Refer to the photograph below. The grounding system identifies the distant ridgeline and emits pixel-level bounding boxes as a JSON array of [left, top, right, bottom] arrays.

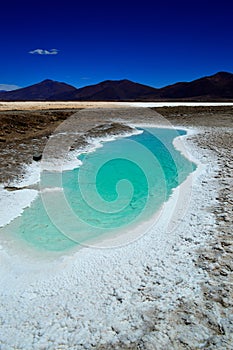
[[0, 72, 233, 101]]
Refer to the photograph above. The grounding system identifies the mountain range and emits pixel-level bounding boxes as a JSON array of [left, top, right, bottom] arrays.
[[0, 72, 233, 101]]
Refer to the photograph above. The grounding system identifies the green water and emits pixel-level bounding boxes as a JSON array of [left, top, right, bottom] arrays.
[[1, 128, 196, 251]]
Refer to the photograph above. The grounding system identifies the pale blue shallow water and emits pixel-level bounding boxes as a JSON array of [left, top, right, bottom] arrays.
[[1, 128, 196, 251]]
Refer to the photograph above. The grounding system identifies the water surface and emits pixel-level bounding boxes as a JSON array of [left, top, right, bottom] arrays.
[[0, 128, 196, 251]]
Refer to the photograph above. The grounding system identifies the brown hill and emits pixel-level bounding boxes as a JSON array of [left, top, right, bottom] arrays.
[[0, 79, 77, 101], [58, 79, 159, 101], [0, 72, 232, 101], [158, 72, 233, 100]]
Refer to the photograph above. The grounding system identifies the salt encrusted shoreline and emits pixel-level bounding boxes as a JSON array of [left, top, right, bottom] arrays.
[[1, 126, 229, 349], [0, 161, 40, 228], [0, 127, 142, 229]]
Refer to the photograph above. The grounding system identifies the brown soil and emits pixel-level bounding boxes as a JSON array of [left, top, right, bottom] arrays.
[[0, 108, 135, 183], [0, 109, 78, 143], [152, 105, 233, 127]]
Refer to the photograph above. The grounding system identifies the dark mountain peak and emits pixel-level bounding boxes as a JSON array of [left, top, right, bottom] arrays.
[[95, 78, 157, 89], [0, 71, 232, 101], [115, 79, 133, 84], [0, 79, 77, 101], [37, 79, 74, 86], [159, 71, 233, 100], [66, 78, 159, 101], [99, 79, 132, 85], [40, 79, 56, 84], [119, 79, 131, 83], [211, 71, 233, 78], [207, 71, 233, 83]]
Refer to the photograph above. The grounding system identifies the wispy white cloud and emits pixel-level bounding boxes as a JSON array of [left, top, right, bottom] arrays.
[[0, 84, 21, 91], [29, 49, 59, 55]]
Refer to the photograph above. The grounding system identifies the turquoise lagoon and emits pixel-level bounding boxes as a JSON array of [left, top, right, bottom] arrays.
[[1, 128, 196, 251]]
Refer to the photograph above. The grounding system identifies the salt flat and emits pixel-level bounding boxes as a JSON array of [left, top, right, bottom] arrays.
[[0, 106, 232, 349], [1, 101, 233, 111]]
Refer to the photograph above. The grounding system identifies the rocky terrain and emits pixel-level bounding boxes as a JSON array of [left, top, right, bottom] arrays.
[[0, 105, 232, 349], [91, 108, 233, 349], [0, 108, 134, 183], [0, 109, 76, 183], [129, 129, 233, 350]]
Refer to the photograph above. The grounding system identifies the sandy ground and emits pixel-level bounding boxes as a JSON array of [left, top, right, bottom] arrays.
[[1, 101, 233, 111], [0, 102, 124, 111], [0, 105, 232, 349]]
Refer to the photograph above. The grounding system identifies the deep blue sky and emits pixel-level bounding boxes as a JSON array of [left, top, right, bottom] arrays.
[[1, 0, 233, 89]]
